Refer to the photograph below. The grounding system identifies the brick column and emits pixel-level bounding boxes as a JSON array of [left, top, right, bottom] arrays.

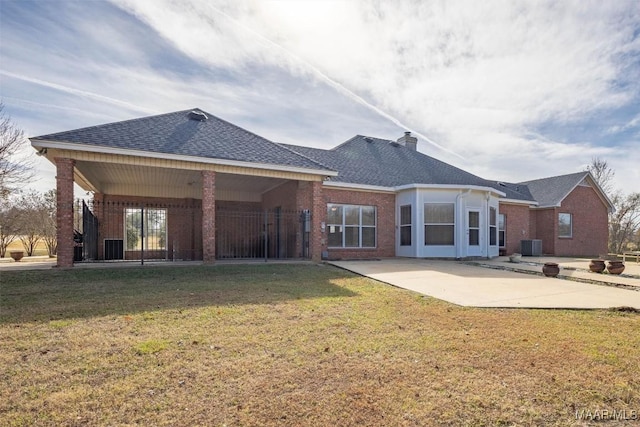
[[202, 170, 216, 264], [311, 180, 325, 262], [55, 158, 75, 268]]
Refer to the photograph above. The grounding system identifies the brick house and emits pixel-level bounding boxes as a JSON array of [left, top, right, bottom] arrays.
[[30, 108, 613, 267]]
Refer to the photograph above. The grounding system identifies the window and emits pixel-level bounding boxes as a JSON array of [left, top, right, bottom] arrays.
[[489, 207, 497, 246], [558, 213, 572, 238], [498, 214, 506, 248], [124, 208, 167, 251], [327, 204, 376, 248], [424, 203, 455, 245], [400, 205, 412, 246]]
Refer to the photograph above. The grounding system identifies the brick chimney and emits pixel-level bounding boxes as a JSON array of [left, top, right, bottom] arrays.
[[397, 131, 417, 151]]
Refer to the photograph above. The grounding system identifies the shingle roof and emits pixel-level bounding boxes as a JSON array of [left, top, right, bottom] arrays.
[[31, 108, 332, 172], [282, 136, 536, 202], [519, 171, 590, 207]]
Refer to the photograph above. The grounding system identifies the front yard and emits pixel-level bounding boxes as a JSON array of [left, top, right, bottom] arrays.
[[1, 264, 638, 426]]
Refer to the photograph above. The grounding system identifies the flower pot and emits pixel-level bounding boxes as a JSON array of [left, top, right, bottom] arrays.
[[606, 261, 625, 275], [509, 253, 522, 263], [10, 251, 24, 262], [589, 259, 606, 273], [542, 262, 559, 277]]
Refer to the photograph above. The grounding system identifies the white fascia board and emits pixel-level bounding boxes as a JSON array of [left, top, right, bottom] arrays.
[[394, 183, 506, 197], [31, 140, 338, 177], [323, 181, 395, 193], [499, 198, 539, 206]]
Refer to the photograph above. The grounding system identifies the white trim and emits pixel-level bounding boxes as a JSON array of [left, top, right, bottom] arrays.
[[324, 181, 507, 197], [323, 181, 395, 193], [499, 198, 539, 206], [31, 139, 338, 177], [394, 183, 505, 197]]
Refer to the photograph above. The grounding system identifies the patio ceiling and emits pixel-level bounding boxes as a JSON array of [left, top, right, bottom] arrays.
[[74, 161, 291, 201]]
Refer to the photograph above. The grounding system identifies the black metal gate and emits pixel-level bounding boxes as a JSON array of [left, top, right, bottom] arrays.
[[82, 201, 98, 261], [216, 208, 310, 260]]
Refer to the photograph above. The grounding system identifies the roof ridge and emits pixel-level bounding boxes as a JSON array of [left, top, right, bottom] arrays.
[[276, 143, 336, 172], [518, 170, 587, 185]]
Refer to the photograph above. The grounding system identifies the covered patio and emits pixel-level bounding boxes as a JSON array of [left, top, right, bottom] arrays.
[[30, 109, 335, 267]]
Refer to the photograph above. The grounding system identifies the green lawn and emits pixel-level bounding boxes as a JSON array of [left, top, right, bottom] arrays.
[[1, 264, 638, 426]]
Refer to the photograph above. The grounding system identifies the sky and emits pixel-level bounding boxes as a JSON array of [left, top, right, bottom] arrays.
[[1, 0, 639, 197]]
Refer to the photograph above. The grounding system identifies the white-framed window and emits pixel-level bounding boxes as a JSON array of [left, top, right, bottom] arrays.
[[400, 205, 412, 246], [424, 203, 455, 246], [558, 213, 572, 238], [327, 204, 376, 248], [124, 208, 167, 251], [489, 207, 497, 246], [498, 214, 506, 248]]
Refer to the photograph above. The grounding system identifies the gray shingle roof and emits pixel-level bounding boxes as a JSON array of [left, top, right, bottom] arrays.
[[282, 136, 536, 202], [31, 108, 332, 172], [519, 171, 590, 207]]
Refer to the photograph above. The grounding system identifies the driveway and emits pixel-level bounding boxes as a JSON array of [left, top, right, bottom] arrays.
[[330, 258, 640, 309]]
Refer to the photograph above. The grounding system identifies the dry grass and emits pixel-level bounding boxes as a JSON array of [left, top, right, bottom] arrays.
[[0, 264, 638, 426], [4, 240, 49, 257]]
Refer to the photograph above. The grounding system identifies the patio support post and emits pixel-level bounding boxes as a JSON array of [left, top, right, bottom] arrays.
[[55, 158, 75, 268], [202, 170, 216, 264], [311, 180, 324, 263]]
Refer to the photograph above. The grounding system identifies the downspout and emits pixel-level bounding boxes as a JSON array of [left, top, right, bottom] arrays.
[[456, 189, 471, 259], [485, 192, 491, 259]]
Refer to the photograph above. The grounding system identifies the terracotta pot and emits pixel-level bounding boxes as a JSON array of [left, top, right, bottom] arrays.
[[10, 251, 24, 262], [589, 259, 606, 273], [607, 261, 625, 275], [542, 262, 560, 277]]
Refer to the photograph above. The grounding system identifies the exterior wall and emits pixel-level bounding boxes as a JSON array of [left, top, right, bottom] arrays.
[[554, 185, 608, 257], [322, 187, 396, 259], [202, 170, 216, 263], [498, 203, 532, 255], [533, 208, 556, 255]]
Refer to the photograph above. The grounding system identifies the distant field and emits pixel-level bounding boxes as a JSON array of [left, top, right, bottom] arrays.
[[3, 239, 50, 257]]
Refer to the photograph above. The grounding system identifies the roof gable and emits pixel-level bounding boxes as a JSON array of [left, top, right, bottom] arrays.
[[31, 109, 332, 172], [519, 171, 613, 210]]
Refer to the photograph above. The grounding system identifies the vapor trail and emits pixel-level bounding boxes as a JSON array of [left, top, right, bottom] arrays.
[[207, 5, 464, 160], [0, 70, 159, 115]]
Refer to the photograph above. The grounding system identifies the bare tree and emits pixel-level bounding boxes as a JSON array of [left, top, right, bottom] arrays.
[[40, 189, 57, 257], [0, 199, 20, 257], [15, 191, 43, 256], [0, 102, 34, 198], [586, 157, 615, 196], [609, 192, 640, 254]]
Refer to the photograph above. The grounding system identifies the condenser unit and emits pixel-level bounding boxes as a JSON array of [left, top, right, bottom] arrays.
[[520, 239, 542, 256]]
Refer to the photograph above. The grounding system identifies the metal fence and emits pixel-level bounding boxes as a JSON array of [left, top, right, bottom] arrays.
[[73, 199, 310, 263]]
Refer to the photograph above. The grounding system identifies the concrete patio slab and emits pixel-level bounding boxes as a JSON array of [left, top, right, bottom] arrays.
[[329, 258, 640, 309]]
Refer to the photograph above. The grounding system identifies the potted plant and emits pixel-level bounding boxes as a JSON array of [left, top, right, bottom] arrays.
[[606, 260, 625, 275], [509, 253, 522, 263], [9, 251, 24, 261]]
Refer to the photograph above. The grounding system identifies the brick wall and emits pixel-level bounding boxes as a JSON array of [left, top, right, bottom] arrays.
[[533, 208, 556, 255], [498, 203, 531, 255], [202, 171, 216, 263], [555, 185, 608, 257], [322, 188, 396, 259]]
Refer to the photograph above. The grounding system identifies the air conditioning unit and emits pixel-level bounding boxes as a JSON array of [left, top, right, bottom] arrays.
[[520, 239, 542, 256]]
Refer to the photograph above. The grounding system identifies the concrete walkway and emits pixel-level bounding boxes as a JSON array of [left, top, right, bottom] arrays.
[[329, 258, 640, 309]]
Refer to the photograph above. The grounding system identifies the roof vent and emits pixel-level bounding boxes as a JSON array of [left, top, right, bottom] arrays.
[[188, 110, 208, 121], [498, 181, 506, 187], [364, 137, 373, 143]]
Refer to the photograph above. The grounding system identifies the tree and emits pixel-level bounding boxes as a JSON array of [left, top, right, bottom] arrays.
[[586, 157, 615, 197], [15, 191, 43, 256], [608, 192, 640, 254], [585, 158, 640, 254], [0, 198, 20, 257], [0, 103, 33, 198], [40, 189, 57, 257]]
